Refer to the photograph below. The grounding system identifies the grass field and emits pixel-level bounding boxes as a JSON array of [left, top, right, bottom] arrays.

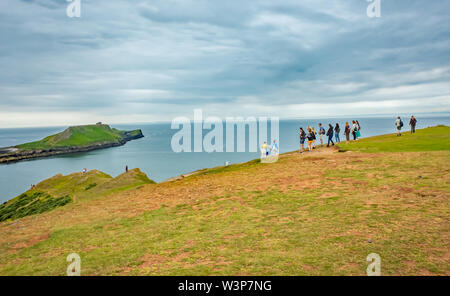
[[338, 125, 450, 153], [17, 124, 135, 150], [0, 127, 448, 275]]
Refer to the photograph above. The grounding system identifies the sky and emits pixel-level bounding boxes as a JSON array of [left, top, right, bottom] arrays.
[[0, 0, 449, 127]]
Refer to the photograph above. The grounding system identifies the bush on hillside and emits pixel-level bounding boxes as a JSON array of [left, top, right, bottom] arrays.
[[0, 192, 72, 222]]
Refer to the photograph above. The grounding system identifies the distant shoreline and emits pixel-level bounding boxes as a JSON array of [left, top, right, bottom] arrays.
[[1, 115, 450, 130], [0, 124, 144, 164]]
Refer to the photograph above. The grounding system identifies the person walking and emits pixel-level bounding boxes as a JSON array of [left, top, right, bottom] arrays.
[[261, 142, 269, 158], [308, 125, 316, 148], [306, 128, 315, 152], [326, 124, 335, 147], [351, 121, 358, 140], [395, 116, 403, 136], [125, 165, 129, 172], [311, 127, 317, 149], [334, 123, 341, 143], [299, 127, 306, 153], [356, 120, 361, 139], [344, 122, 351, 141], [271, 139, 279, 155], [409, 116, 417, 134], [318, 123, 325, 146]]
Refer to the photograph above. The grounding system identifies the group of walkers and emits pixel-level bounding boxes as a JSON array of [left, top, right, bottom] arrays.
[[298, 120, 362, 153], [395, 116, 417, 136], [298, 115, 418, 153]]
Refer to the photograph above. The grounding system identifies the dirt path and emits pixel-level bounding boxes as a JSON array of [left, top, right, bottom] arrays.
[[0, 147, 444, 257]]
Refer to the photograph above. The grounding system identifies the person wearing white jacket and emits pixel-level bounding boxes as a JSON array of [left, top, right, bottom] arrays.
[[351, 120, 358, 140], [395, 117, 403, 136]]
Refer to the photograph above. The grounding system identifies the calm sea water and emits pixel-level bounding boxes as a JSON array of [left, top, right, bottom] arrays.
[[0, 117, 449, 203]]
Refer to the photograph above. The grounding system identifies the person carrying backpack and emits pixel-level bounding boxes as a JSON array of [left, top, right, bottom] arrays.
[[395, 116, 403, 136], [306, 128, 315, 152], [326, 124, 335, 147], [318, 123, 326, 146]]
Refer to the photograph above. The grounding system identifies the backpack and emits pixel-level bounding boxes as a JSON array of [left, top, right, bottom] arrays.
[[300, 131, 306, 139], [400, 120, 404, 128]]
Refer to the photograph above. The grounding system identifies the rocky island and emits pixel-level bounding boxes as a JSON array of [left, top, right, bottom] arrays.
[[0, 123, 144, 164]]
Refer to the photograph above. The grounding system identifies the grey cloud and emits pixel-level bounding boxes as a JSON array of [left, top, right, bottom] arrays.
[[1, 0, 449, 126], [19, 0, 65, 9]]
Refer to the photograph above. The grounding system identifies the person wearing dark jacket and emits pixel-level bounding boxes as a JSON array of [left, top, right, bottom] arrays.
[[299, 127, 306, 153], [409, 116, 417, 134], [352, 120, 358, 140], [395, 117, 403, 136], [326, 124, 335, 147]]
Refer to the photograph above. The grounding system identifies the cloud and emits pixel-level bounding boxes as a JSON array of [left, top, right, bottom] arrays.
[[0, 0, 449, 127]]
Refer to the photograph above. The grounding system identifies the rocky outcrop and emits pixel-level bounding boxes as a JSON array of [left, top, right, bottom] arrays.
[[0, 129, 144, 164], [122, 130, 145, 142]]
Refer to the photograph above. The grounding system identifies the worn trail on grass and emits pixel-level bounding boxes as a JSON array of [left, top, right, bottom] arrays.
[[0, 144, 449, 275], [1, 146, 337, 249]]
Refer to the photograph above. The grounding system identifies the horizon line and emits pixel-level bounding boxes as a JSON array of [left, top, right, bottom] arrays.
[[1, 112, 449, 129]]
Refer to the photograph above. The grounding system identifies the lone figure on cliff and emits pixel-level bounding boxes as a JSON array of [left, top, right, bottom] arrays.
[[409, 116, 417, 134], [125, 165, 128, 173], [395, 116, 403, 136]]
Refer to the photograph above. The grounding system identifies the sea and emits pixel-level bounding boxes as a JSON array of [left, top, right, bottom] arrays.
[[0, 116, 449, 203]]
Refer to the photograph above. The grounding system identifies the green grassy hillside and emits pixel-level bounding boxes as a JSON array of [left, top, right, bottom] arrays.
[[338, 125, 450, 153], [0, 169, 154, 222], [16, 124, 139, 150], [0, 126, 448, 275], [0, 192, 72, 222]]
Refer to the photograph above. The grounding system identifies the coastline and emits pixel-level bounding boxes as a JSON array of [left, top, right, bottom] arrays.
[[1, 120, 449, 203], [0, 130, 144, 164], [1, 126, 448, 275]]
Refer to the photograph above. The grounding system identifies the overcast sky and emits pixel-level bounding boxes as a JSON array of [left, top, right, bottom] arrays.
[[1, 0, 449, 127]]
